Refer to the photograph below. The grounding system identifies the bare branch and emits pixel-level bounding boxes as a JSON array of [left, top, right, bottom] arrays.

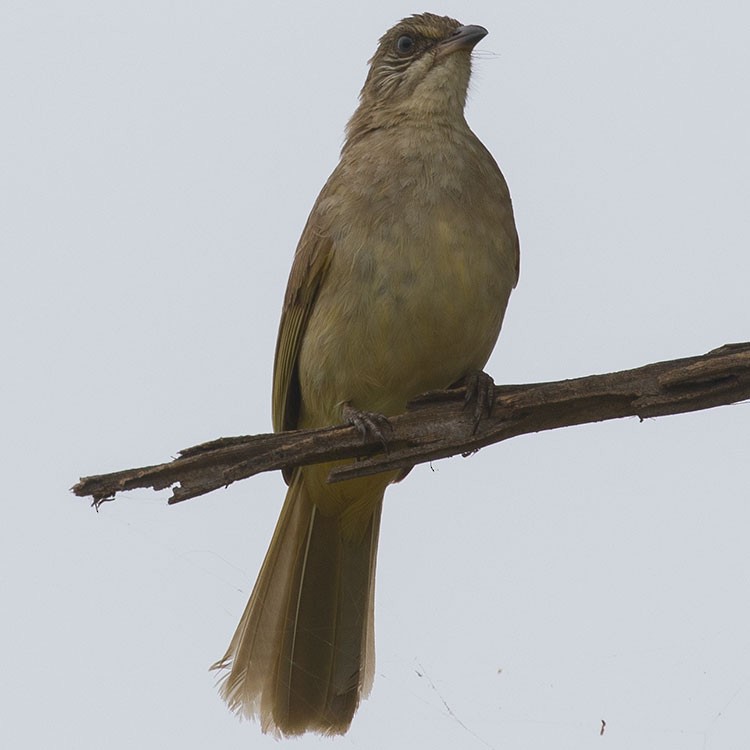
[[72, 342, 750, 506]]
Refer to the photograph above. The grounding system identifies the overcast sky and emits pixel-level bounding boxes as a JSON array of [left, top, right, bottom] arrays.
[[3, 1, 749, 748]]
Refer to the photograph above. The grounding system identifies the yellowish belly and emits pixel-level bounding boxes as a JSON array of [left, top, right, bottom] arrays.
[[298, 217, 515, 425]]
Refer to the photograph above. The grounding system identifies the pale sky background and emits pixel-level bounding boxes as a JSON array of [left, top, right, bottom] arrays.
[[2, 1, 749, 748]]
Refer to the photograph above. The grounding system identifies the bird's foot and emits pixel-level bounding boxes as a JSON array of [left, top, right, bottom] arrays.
[[458, 370, 496, 433], [341, 402, 392, 450]]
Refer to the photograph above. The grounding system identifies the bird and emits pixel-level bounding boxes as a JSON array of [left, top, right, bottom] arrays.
[[211, 12, 520, 737]]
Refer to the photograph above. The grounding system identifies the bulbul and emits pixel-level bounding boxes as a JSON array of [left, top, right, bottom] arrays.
[[212, 12, 520, 736]]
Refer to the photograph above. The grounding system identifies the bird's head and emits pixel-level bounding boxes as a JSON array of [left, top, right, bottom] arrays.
[[346, 13, 487, 142]]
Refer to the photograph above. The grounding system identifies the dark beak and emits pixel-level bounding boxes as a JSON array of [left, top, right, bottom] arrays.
[[438, 24, 489, 55]]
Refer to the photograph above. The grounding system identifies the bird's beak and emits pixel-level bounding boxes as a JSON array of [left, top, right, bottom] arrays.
[[437, 24, 488, 57]]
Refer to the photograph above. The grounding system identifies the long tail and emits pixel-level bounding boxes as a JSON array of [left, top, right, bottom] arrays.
[[212, 471, 383, 736]]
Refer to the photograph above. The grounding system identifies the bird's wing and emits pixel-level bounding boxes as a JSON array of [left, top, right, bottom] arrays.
[[272, 208, 333, 440]]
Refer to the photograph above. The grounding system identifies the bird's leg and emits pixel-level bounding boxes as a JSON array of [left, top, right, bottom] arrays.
[[341, 402, 392, 450], [457, 370, 496, 433]]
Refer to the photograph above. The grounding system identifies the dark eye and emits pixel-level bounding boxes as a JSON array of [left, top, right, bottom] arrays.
[[396, 35, 415, 55]]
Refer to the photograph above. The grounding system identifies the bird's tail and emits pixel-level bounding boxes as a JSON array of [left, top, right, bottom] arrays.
[[212, 470, 383, 736]]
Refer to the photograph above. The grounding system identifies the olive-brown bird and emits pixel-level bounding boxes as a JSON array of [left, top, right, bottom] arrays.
[[212, 12, 520, 736]]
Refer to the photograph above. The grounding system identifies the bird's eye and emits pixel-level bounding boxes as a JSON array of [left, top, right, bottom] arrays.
[[396, 35, 415, 55]]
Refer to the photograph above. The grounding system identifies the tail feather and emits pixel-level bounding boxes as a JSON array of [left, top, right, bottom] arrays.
[[212, 472, 383, 736]]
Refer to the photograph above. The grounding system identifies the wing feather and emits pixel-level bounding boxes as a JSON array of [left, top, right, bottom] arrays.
[[272, 211, 333, 443]]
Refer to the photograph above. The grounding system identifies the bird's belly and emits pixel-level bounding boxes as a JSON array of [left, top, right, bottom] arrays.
[[298, 228, 514, 425]]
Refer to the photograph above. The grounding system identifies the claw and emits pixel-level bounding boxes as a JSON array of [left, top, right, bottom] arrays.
[[341, 403, 392, 451], [461, 370, 495, 433]]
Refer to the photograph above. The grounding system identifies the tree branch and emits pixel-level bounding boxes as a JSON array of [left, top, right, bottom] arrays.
[[72, 342, 750, 507]]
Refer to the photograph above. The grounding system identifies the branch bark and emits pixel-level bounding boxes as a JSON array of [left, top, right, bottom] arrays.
[[72, 342, 750, 507]]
